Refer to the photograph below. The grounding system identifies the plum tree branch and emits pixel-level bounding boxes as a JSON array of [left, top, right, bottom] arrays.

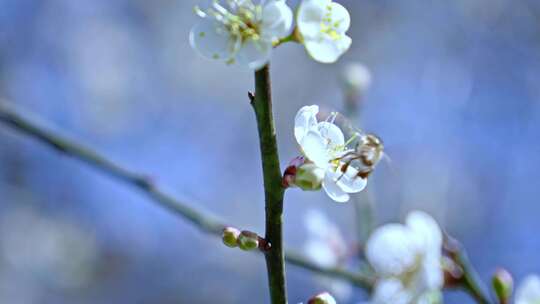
[[0, 100, 374, 290], [251, 65, 287, 304], [0, 101, 493, 303]]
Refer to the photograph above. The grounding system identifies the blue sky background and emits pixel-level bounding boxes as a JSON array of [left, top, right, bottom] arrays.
[[1, 0, 540, 303]]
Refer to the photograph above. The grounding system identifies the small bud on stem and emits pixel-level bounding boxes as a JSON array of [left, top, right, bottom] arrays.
[[492, 268, 513, 304], [222, 227, 241, 248], [307, 292, 337, 304], [443, 256, 464, 288], [282, 156, 324, 190], [238, 231, 260, 251]]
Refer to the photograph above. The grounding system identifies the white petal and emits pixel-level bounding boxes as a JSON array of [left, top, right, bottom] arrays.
[[235, 39, 272, 70], [335, 165, 367, 193], [304, 34, 352, 64], [189, 18, 232, 61], [297, 0, 328, 39], [300, 130, 331, 168], [294, 105, 319, 143], [329, 2, 351, 33], [405, 211, 443, 255], [262, 0, 294, 39], [371, 279, 413, 304], [516, 275, 540, 304], [317, 121, 345, 148], [419, 256, 444, 291], [365, 224, 420, 277], [322, 169, 350, 203]]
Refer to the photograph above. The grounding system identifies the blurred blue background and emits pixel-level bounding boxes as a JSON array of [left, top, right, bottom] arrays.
[[1, 0, 540, 303]]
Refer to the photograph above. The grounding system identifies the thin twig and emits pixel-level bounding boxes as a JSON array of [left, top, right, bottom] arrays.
[[445, 235, 494, 304], [0, 100, 374, 290], [285, 251, 375, 291]]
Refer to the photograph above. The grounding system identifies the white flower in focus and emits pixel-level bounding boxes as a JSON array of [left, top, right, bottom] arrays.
[[297, 0, 352, 63], [365, 211, 444, 304], [516, 275, 540, 304], [304, 209, 352, 301], [294, 105, 367, 202], [190, 0, 293, 69]]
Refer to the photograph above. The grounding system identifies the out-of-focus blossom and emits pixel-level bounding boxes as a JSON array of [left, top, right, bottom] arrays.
[[340, 62, 372, 99], [304, 209, 352, 301], [297, 0, 352, 63], [294, 105, 367, 202], [516, 275, 540, 304], [0, 207, 99, 290], [190, 0, 293, 69], [365, 211, 443, 304]]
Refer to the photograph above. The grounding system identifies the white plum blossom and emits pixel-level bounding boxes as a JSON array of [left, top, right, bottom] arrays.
[[365, 211, 444, 304], [190, 0, 293, 69], [294, 105, 367, 202], [297, 0, 352, 63], [516, 275, 540, 304], [304, 209, 352, 301]]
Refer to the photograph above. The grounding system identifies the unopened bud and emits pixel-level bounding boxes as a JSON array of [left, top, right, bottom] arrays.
[[222, 227, 241, 248], [492, 268, 513, 302], [283, 156, 305, 188], [307, 292, 337, 304], [295, 163, 324, 191], [442, 256, 463, 288], [238, 231, 259, 251], [340, 63, 372, 97]]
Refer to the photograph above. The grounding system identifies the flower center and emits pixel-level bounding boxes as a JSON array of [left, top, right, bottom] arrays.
[[320, 4, 343, 41], [197, 1, 263, 44]]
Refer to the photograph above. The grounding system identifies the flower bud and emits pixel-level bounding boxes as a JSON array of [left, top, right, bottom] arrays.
[[340, 63, 372, 97], [283, 156, 305, 188], [492, 268, 513, 302], [295, 163, 325, 191], [238, 231, 259, 251], [307, 292, 337, 304], [222, 227, 241, 248], [442, 256, 463, 287]]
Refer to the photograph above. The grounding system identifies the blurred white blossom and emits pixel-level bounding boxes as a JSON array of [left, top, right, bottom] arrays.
[[304, 209, 352, 301], [297, 0, 352, 63], [0, 207, 99, 291], [365, 211, 443, 304], [516, 275, 540, 304], [294, 105, 367, 202], [340, 62, 372, 97], [190, 0, 293, 69]]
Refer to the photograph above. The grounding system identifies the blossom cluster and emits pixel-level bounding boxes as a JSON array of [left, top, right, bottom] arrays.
[[190, 0, 353, 69]]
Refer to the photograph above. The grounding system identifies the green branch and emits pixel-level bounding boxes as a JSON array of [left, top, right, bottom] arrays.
[[445, 236, 494, 304], [0, 100, 374, 292], [250, 65, 287, 304]]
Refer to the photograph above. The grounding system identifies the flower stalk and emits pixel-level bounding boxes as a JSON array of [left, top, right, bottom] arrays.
[[250, 65, 287, 304]]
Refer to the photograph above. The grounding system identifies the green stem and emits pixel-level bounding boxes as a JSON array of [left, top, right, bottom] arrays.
[[445, 236, 494, 304], [251, 65, 287, 304], [456, 249, 492, 304]]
